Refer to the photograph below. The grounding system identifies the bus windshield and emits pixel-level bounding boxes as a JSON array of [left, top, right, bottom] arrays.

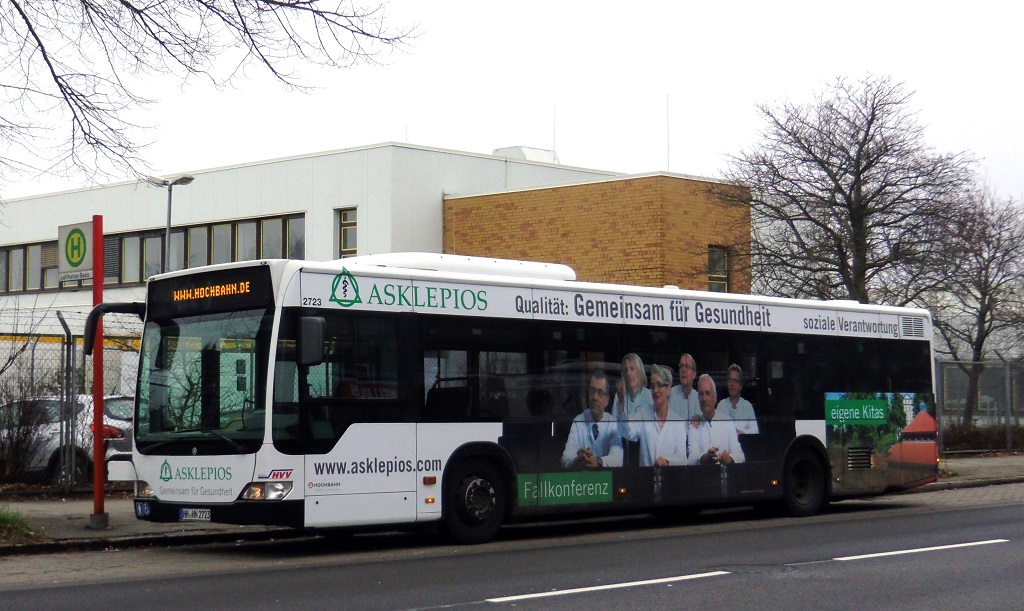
[[136, 307, 273, 454]]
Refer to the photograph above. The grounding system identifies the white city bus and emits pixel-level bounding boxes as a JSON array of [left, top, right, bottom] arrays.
[[89, 253, 938, 544]]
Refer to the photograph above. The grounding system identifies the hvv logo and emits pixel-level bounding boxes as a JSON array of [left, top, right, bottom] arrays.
[[258, 469, 294, 480]]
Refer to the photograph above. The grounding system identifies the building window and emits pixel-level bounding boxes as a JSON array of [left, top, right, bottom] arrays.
[[0, 251, 7, 292], [287, 216, 305, 259], [237, 221, 258, 261], [26, 245, 42, 290], [41, 243, 58, 289], [168, 231, 185, 272], [143, 235, 162, 279], [188, 227, 209, 269], [212, 224, 232, 264], [8, 248, 24, 292], [708, 246, 729, 293], [104, 236, 122, 285], [261, 218, 283, 259], [123, 236, 141, 283], [339, 208, 357, 258]]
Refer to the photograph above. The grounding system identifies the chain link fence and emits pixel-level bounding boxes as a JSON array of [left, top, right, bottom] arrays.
[[0, 322, 139, 489], [935, 359, 1023, 453]]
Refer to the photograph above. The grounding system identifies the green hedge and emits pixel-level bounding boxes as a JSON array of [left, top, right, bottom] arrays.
[[942, 422, 1024, 452]]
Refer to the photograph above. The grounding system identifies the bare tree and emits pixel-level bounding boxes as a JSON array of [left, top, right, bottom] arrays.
[[0, 296, 51, 380], [925, 188, 1024, 424], [721, 76, 974, 305], [0, 0, 411, 186]]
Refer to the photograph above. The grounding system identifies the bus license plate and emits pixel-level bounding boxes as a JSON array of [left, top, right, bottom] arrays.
[[179, 508, 211, 522]]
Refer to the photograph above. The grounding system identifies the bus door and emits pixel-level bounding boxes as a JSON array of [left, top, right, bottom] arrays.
[[276, 311, 417, 528]]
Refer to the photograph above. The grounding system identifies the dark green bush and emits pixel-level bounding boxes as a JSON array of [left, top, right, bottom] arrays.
[[942, 421, 1024, 452]]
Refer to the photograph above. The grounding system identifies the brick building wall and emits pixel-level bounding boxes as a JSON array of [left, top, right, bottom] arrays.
[[443, 174, 750, 292]]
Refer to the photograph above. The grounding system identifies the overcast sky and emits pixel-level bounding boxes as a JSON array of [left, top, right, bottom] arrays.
[[5, 0, 1023, 200]]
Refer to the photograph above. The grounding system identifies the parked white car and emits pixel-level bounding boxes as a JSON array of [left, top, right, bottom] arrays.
[[102, 395, 134, 461], [0, 395, 131, 483]]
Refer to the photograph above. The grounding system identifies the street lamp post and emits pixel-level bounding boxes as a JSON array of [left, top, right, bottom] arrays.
[[150, 175, 194, 273]]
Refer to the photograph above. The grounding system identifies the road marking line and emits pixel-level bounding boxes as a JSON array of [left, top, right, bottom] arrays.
[[486, 571, 730, 603], [834, 539, 1009, 561]]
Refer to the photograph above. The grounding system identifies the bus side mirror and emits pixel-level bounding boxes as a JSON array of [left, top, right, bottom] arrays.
[[84, 301, 145, 355], [297, 316, 325, 367]]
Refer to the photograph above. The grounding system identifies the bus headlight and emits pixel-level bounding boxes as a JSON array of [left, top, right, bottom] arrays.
[[135, 480, 155, 498], [241, 481, 293, 501]]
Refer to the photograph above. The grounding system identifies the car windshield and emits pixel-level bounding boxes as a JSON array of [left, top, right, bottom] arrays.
[[104, 397, 134, 421], [136, 307, 273, 454]]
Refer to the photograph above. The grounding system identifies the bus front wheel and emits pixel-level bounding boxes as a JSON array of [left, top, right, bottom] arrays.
[[782, 449, 826, 517], [443, 459, 506, 545]]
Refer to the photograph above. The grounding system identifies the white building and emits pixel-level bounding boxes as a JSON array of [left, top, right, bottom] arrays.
[[0, 142, 618, 340]]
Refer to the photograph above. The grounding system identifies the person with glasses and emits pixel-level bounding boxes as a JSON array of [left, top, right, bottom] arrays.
[[615, 364, 689, 467], [718, 363, 758, 435], [689, 374, 745, 464], [561, 370, 623, 469], [670, 353, 701, 420]]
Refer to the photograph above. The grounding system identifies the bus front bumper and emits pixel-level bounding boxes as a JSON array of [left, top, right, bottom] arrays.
[[132, 498, 304, 528]]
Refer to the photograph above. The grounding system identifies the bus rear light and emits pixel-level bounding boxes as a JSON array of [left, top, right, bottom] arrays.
[[425, 497, 435, 504], [241, 481, 293, 501], [423, 476, 437, 485], [771, 480, 779, 486]]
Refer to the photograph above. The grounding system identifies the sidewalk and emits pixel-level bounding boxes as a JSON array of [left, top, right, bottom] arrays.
[[2, 453, 1023, 555], [1, 495, 294, 554], [922, 453, 1024, 491]]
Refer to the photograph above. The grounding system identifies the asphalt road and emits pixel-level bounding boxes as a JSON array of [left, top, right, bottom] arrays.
[[3, 483, 1024, 610]]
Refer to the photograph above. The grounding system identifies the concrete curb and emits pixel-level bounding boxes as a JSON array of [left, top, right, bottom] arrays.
[[903, 475, 1024, 494], [0, 526, 298, 557]]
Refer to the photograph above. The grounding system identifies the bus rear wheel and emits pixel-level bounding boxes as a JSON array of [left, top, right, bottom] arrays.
[[443, 459, 506, 545], [782, 449, 826, 517]]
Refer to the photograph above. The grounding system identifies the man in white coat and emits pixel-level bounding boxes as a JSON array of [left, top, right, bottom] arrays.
[[561, 371, 623, 468], [669, 352, 700, 419], [688, 374, 745, 465]]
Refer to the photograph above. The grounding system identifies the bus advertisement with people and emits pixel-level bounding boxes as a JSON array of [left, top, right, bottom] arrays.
[[94, 253, 938, 544]]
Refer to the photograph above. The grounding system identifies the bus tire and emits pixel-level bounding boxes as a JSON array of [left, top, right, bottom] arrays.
[[443, 459, 506, 544], [782, 449, 826, 517]]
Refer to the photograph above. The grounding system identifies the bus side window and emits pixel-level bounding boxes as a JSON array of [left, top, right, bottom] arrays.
[[478, 374, 508, 421], [424, 385, 471, 422], [525, 388, 554, 420], [769, 377, 797, 417]]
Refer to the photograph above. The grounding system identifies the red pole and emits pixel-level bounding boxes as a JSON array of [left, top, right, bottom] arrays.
[[91, 215, 106, 526]]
